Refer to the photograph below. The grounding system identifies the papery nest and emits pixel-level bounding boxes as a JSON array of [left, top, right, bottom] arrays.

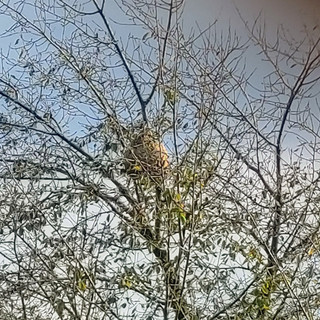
[[124, 127, 169, 178]]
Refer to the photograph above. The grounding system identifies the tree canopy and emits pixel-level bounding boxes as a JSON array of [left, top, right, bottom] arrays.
[[0, 1, 320, 319]]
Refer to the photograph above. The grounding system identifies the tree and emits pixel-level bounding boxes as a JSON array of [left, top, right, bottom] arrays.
[[0, 0, 320, 319]]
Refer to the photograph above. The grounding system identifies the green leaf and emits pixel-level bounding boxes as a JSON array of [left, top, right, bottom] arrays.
[[78, 279, 87, 291]]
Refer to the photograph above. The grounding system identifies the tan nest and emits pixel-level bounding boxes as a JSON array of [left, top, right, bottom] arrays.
[[124, 128, 169, 178]]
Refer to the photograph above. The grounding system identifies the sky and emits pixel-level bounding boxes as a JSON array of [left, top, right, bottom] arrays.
[[184, 0, 320, 36], [0, 0, 319, 146], [0, 0, 319, 52], [181, 0, 320, 153], [1, 0, 319, 60]]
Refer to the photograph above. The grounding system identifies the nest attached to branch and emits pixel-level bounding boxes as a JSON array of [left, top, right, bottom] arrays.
[[124, 128, 169, 178]]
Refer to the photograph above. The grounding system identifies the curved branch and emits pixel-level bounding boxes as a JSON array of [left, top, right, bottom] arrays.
[[92, 0, 148, 124]]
